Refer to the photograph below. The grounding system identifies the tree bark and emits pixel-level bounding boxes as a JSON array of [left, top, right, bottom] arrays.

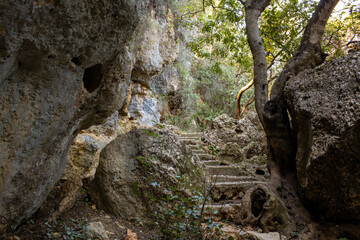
[[244, 0, 270, 127]]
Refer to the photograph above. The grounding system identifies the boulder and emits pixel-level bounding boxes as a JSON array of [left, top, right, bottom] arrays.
[[49, 112, 119, 219], [204, 113, 268, 178], [87, 222, 109, 240], [285, 50, 360, 221], [89, 128, 203, 223], [63, 111, 118, 182], [217, 142, 244, 164], [203, 112, 266, 151], [0, 0, 178, 227]]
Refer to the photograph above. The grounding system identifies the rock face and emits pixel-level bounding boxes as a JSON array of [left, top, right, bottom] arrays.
[[204, 112, 266, 152], [50, 112, 119, 218], [127, 83, 162, 126], [203, 112, 268, 177], [125, 5, 179, 126], [63, 111, 118, 182], [0, 0, 177, 227], [89, 128, 203, 222], [285, 50, 360, 221]]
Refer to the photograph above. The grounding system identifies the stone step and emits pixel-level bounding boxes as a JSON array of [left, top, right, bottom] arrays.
[[201, 160, 220, 166], [210, 181, 266, 201], [206, 166, 242, 176], [198, 153, 213, 160], [192, 149, 206, 154], [180, 139, 201, 145], [188, 144, 201, 150], [179, 136, 201, 140], [179, 133, 202, 138], [207, 175, 258, 183], [203, 203, 242, 220], [213, 181, 266, 191]]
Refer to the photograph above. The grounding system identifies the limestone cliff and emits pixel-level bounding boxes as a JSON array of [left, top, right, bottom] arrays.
[[0, 0, 178, 228]]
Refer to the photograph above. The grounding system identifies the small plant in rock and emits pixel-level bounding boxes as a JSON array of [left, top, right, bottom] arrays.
[[133, 129, 232, 240], [133, 155, 229, 240], [44, 218, 92, 240], [208, 145, 220, 156], [151, 175, 229, 240]]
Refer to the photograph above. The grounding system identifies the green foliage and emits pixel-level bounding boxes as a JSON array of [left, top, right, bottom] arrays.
[[166, 0, 359, 132], [163, 59, 254, 131], [323, 0, 360, 58], [261, 0, 317, 66], [145, 174, 230, 240], [182, 0, 319, 76], [208, 145, 220, 156], [176, 0, 359, 106], [133, 130, 229, 239]]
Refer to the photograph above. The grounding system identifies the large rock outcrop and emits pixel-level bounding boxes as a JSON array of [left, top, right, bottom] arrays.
[[285, 50, 360, 221], [0, 0, 177, 227], [89, 128, 203, 223], [125, 6, 179, 126], [203, 112, 268, 177], [50, 111, 119, 219]]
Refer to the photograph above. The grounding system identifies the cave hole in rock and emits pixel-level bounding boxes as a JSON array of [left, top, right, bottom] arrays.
[[255, 169, 265, 175], [71, 57, 81, 66], [251, 188, 267, 217], [82, 64, 104, 93]]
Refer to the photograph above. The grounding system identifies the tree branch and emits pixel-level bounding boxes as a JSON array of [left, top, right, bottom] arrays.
[[270, 0, 340, 98], [180, 0, 206, 21], [236, 79, 254, 119], [240, 95, 255, 116]]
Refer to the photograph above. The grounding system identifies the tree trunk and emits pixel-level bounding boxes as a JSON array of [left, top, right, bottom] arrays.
[[264, 0, 339, 178], [241, 0, 340, 235], [244, 0, 270, 127], [244, 0, 339, 178]]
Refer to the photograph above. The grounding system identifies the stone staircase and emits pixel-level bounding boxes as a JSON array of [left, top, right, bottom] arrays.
[[178, 132, 267, 222]]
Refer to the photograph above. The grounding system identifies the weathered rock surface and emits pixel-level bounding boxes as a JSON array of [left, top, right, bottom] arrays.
[[204, 112, 266, 150], [50, 112, 119, 218], [87, 222, 109, 240], [89, 128, 203, 223], [125, 4, 179, 126], [63, 111, 118, 182], [203, 112, 268, 178], [235, 185, 291, 233], [127, 83, 161, 126], [285, 50, 360, 221], [0, 0, 177, 227]]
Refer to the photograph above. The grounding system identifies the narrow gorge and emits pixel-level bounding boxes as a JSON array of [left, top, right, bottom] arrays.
[[0, 0, 359, 239]]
